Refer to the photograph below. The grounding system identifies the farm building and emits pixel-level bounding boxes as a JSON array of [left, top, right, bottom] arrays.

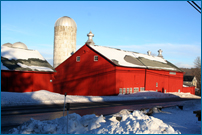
[[53, 31, 194, 96], [1, 42, 55, 92], [183, 75, 197, 88]]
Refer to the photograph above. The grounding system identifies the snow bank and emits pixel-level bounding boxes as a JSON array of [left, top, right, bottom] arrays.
[[119, 91, 177, 98], [153, 100, 201, 134], [168, 92, 201, 99], [1, 90, 200, 107], [8, 110, 180, 134]]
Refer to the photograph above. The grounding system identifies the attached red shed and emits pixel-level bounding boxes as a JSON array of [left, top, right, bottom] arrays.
[[1, 71, 54, 92], [53, 32, 191, 96], [1, 45, 55, 92]]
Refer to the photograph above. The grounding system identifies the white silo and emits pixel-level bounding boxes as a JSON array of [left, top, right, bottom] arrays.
[[2, 43, 12, 47], [53, 16, 77, 68], [12, 42, 28, 49]]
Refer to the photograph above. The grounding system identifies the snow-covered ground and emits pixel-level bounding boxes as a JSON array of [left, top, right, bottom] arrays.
[[1, 90, 201, 134], [1, 90, 200, 107]]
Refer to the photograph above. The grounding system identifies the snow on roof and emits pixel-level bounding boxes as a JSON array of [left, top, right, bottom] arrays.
[[1, 46, 45, 60], [132, 52, 167, 63], [183, 85, 189, 87], [1, 46, 55, 72], [89, 45, 182, 72], [17, 63, 54, 72], [89, 45, 146, 68]]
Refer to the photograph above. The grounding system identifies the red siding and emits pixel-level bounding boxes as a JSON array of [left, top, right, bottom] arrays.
[[1, 71, 54, 92], [115, 67, 145, 94], [53, 44, 116, 96], [145, 69, 183, 93], [33, 73, 54, 92], [183, 86, 195, 95]]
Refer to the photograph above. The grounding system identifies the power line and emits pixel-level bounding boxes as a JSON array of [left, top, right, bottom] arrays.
[[192, 1, 201, 10], [195, 1, 201, 6], [187, 1, 201, 13]]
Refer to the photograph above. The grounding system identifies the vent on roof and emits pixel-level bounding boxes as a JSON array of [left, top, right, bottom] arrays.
[[86, 31, 95, 45], [147, 50, 151, 56], [111, 59, 119, 65], [158, 49, 163, 58]]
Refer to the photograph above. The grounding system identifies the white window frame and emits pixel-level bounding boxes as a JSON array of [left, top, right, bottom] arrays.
[[76, 56, 80, 62], [119, 88, 122, 94], [156, 82, 158, 87], [130, 88, 132, 93], [123, 88, 126, 94], [127, 88, 129, 94], [94, 55, 98, 61], [140, 87, 145, 91], [169, 72, 176, 75], [134, 87, 139, 93]]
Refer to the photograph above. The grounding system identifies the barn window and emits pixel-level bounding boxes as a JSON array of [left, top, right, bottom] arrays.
[[130, 88, 132, 93], [134, 87, 139, 93], [164, 89, 167, 93], [119, 88, 122, 94], [140, 87, 145, 91], [156, 82, 158, 87], [76, 56, 80, 62], [169, 72, 176, 75], [127, 88, 129, 94], [94, 56, 98, 61], [123, 88, 126, 94], [178, 89, 180, 93]]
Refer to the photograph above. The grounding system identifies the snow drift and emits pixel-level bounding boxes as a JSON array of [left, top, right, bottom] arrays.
[[8, 110, 180, 134]]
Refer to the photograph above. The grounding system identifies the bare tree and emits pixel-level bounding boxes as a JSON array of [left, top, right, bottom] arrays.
[[192, 57, 201, 95]]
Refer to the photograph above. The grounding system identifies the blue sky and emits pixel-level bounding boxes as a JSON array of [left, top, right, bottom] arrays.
[[1, 1, 201, 68]]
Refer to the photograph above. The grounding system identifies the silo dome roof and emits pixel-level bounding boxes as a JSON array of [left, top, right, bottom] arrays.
[[2, 43, 12, 47], [54, 16, 77, 28], [12, 42, 28, 49]]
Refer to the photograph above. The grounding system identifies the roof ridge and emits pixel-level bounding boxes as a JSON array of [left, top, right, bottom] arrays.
[[91, 44, 139, 54]]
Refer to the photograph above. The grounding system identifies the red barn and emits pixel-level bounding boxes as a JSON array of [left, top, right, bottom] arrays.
[[1, 43, 55, 92], [53, 32, 193, 96]]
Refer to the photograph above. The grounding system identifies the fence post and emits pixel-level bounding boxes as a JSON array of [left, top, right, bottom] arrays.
[[63, 93, 67, 117], [66, 103, 70, 134]]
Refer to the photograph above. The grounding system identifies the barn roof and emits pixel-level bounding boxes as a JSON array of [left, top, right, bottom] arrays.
[[88, 44, 183, 72], [1, 46, 55, 72], [183, 75, 195, 82]]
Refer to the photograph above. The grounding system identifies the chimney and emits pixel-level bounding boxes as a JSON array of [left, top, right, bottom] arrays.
[[86, 31, 95, 45], [147, 50, 151, 56], [158, 49, 163, 58]]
